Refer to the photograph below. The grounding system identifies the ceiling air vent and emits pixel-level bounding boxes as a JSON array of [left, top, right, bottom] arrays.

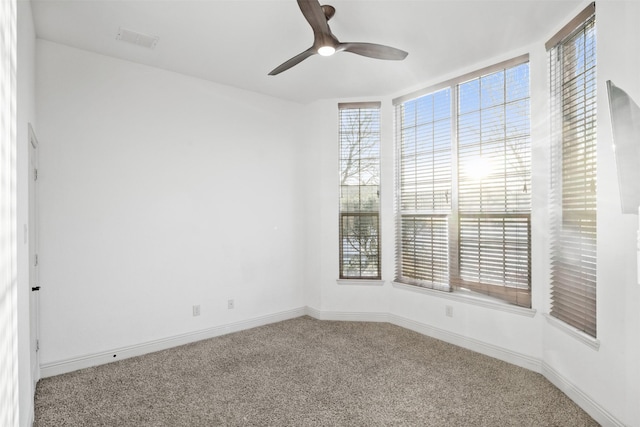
[[116, 27, 159, 49]]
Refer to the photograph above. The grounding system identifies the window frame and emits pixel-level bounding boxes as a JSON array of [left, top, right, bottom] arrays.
[[393, 55, 532, 308], [338, 102, 382, 281], [547, 3, 597, 338]]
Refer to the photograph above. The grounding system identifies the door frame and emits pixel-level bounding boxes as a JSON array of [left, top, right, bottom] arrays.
[[28, 123, 40, 385]]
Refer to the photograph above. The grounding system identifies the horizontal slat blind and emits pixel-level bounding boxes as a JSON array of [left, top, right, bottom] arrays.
[[455, 63, 532, 307], [549, 11, 597, 337], [395, 58, 531, 305], [458, 215, 531, 306], [396, 88, 452, 290], [339, 104, 381, 279], [400, 215, 449, 287]]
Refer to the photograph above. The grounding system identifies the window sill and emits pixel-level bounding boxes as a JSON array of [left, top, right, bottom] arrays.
[[336, 279, 385, 287], [543, 313, 600, 350], [392, 281, 537, 318]]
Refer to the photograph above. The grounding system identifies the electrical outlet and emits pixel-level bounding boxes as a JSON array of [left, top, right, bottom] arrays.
[[192, 305, 200, 317], [445, 305, 453, 317], [227, 299, 235, 309]]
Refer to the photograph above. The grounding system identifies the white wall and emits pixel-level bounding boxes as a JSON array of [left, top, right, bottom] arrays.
[[301, 98, 393, 318], [36, 40, 306, 367], [302, 2, 640, 426], [32, 2, 640, 426], [386, 43, 546, 366], [16, 1, 37, 426], [0, 1, 18, 426], [541, 2, 640, 426], [302, 46, 544, 363], [302, 79, 545, 363]]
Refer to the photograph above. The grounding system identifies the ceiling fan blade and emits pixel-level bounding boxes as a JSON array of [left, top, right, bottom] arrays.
[[269, 2, 409, 76], [340, 42, 409, 61], [297, 0, 336, 49], [297, 0, 331, 36], [268, 47, 316, 76]]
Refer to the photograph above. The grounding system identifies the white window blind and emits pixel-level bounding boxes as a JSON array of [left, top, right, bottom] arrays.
[[395, 57, 531, 307], [455, 63, 531, 307], [396, 88, 452, 290], [339, 102, 381, 279], [548, 4, 597, 337]]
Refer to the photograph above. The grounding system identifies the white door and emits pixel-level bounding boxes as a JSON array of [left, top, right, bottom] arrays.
[[28, 124, 40, 383]]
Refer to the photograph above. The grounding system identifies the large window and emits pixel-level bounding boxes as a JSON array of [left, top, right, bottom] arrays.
[[548, 3, 597, 337], [339, 102, 381, 279], [394, 56, 531, 307]]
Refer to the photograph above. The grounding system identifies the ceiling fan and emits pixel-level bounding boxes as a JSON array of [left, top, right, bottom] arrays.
[[268, 0, 409, 76]]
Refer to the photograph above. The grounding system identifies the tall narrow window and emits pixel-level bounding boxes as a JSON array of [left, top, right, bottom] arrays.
[[394, 56, 531, 307], [396, 88, 452, 290], [548, 4, 597, 337], [339, 102, 381, 279], [455, 62, 531, 306]]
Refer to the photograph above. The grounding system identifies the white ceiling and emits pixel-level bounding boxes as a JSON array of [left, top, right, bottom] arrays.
[[30, 0, 582, 104]]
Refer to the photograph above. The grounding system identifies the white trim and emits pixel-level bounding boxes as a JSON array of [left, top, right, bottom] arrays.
[[39, 306, 623, 426], [40, 307, 307, 378], [336, 279, 385, 286], [388, 313, 542, 373], [305, 307, 388, 323], [306, 307, 622, 425], [305, 306, 322, 319], [392, 281, 537, 317], [338, 101, 381, 110], [543, 313, 600, 350], [542, 362, 624, 427], [306, 307, 540, 372]]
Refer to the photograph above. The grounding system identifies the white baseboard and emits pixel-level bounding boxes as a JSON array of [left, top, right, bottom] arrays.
[[40, 307, 307, 378], [387, 313, 543, 373], [305, 306, 388, 322], [542, 362, 625, 427], [306, 307, 541, 372], [307, 307, 624, 426], [40, 305, 625, 427]]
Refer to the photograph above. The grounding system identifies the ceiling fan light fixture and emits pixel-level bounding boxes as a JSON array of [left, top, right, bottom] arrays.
[[268, 0, 408, 75], [317, 45, 335, 56]]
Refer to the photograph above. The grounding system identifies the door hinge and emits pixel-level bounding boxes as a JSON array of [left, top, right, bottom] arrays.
[[36, 339, 40, 352], [34, 168, 38, 181], [34, 254, 38, 267]]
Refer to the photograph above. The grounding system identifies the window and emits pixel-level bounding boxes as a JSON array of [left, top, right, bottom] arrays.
[[548, 3, 597, 337], [396, 88, 452, 290], [394, 56, 531, 307], [339, 102, 381, 279]]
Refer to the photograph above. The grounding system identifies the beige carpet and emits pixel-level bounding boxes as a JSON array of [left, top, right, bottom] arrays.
[[34, 316, 599, 426]]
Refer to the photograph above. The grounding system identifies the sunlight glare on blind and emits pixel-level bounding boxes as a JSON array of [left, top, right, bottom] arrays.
[[549, 11, 597, 337], [394, 56, 531, 307]]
